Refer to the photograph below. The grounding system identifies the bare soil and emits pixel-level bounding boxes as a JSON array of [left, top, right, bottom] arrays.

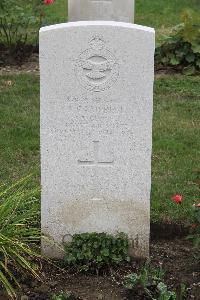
[[0, 237, 198, 300], [0, 54, 39, 75]]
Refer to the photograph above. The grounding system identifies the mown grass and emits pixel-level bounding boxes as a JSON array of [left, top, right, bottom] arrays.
[[0, 74, 199, 225], [0, 75, 40, 184], [43, 0, 200, 29], [135, 0, 200, 29], [43, 0, 67, 25], [152, 75, 200, 223], [41, 0, 200, 42]]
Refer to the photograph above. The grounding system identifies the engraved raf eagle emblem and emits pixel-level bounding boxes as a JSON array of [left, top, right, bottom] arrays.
[[80, 58, 112, 80], [75, 37, 119, 92]]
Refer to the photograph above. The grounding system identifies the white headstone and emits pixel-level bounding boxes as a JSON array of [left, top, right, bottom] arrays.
[[68, 0, 134, 23], [40, 21, 155, 258]]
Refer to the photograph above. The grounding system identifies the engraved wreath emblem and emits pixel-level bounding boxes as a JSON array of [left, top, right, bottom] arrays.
[[75, 37, 119, 92]]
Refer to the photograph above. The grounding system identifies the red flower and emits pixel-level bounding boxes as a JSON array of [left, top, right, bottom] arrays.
[[172, 194, 183, 203], [44, 0, 54, 5]]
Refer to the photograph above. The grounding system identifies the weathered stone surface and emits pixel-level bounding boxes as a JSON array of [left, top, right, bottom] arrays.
[[68, 0, 134, 23], [40, 21, 155, 258]]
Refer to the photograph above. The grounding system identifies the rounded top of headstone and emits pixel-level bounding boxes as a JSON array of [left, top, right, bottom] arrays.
[[40, 21, 155, 34]]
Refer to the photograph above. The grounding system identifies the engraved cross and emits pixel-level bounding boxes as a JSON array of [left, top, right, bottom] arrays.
[[78, 141, 114, 166]]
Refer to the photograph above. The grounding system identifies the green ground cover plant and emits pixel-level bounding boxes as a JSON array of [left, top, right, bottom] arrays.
[[64, 232, 130, 273], [0, 176, 41, 299], [52, 291, 76, 300], [0, 74, 199, 225], [124, 263, 186, 299]]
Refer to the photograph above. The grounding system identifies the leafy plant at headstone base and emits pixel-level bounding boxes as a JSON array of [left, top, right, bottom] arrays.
[[63, 232, 130, 273], [155, 10, 200, 74], [124, 264, 179, 300], [0, 176, 41, 299], [0, 0, 55, 63]]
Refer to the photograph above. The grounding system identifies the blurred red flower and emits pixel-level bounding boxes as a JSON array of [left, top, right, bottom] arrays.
[[44, 0, 54, 5], [172, 194, 183, 203]]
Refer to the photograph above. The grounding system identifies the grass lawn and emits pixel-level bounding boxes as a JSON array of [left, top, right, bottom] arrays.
[[0, 76, 40, 185], [0, 74, 199, 225], [43, 0, 200, 29], [152, 75, 200, 224], [39, 0, 200, 45], [135, 0, 200, 29]]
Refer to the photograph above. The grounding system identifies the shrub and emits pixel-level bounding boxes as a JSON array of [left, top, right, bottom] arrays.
[[63, 232, 130, 273], [155, 11, 200, 74], [0, 176, 41, 299], [0, 1, 42, 48], [0, 0, 55, 63]]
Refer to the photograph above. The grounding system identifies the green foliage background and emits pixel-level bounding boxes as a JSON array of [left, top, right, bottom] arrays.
[[156, 11, 200, 74]]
